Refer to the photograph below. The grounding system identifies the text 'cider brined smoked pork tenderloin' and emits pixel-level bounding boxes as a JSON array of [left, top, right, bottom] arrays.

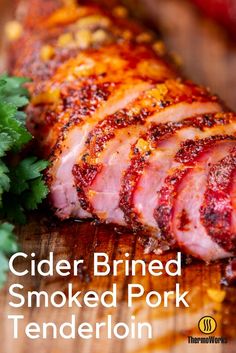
[[9, 0, 236, 261]]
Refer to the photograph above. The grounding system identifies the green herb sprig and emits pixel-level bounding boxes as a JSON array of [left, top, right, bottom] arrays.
[[0, 74, 49, 286]]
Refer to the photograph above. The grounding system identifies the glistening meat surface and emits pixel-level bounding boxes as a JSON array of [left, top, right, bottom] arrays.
[[121, 114, 236, 232], [10, 0, 236, 260]]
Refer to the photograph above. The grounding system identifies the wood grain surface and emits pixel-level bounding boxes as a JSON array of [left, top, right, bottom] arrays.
[[0, 213, 235, 353], [0, 1, 236, 352]]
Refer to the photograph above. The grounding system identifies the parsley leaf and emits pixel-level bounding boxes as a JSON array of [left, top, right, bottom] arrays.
[[0, 132, 13, 157], [0, 75, 30, 108], [23, 177, 49, 210], [10, 157, 49, 195], [0, 102, 31, 150], [0, 74, 49, 287], [0, 223, 18, 287], [0, 160, 10, 206]]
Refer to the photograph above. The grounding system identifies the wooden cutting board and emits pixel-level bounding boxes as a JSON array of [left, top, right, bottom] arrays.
[[0, 213, 235, 353]]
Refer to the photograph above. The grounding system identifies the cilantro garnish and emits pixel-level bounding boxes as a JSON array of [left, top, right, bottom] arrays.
[[0, 223, 18, 287], [0, 74, 49, 287]]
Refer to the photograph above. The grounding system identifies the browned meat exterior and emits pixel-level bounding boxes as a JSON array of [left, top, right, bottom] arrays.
[[9, 0, 236, 261]]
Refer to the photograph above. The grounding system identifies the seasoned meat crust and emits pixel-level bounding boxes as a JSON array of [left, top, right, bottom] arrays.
[[9, 0, 236, 260]]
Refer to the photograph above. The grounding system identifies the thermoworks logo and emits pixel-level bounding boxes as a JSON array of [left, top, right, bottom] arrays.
[[198, 316, 217, 334], [187, 316, 227, 344]]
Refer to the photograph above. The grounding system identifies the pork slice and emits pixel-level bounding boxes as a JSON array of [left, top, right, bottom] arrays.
[[48, 79, 151, 219], [200, 147, 236, 253], [156, 138, 236, 261]]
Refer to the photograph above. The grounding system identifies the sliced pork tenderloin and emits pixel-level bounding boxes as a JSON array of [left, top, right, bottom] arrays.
[[73, 82, 222, 224], [121, 114, 236, 231], [9, 0, 236, 261], [155, 137, 236, 260]]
